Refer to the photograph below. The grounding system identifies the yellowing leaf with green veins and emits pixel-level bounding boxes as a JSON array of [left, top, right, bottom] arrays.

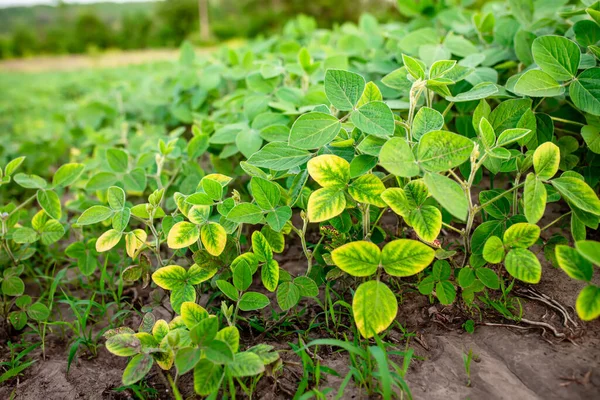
[[331, 241, 380, 277], [407, 206, 441, 242], [307, 154, 350, 187], [404, 179, 429, 207], [504, 248, 541, 283], [482, 236, 505, 264], [379, 137, 420, 177], [551, 177, 600, 216], [353, 280, 397, 339], [188, 205, 211, 224], [576, 285, 600, 321], [106, 334, 141, 357], [523, 174, 547, 224], [194, 359, 224, 396], [533, 142, 560, 180], [555, 245, 593, 281], [417, 130, 474, 172], [503, 222, 540, 248], [180, 301, 209, 329], [252, 230, 273, 262], [37, 190, 61, 220], [167, 221, 200, 249], [381, 188, 411, 218], [261, 259, 279, 292], [201, 223, 227, 256], [96, 229, 123, 252], [307, 187, 346, 222], [348, 174, 386, 207], [152, 265, 187, 290], [188, 263, 218, 284], [381, 239, 435, 277], [125, 229, 147, 259], [152, 320, 169, 342]]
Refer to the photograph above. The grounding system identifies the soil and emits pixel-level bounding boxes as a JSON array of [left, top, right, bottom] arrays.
[[1, 206, 599, 399]]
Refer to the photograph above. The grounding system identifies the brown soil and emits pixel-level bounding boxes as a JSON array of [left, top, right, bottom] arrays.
[[1, 208, 599, 399]]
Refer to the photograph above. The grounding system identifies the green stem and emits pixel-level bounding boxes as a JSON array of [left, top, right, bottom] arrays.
[[476, 182, 525, 212], [362, 204, 370, 240], [7, 194, 37, 217], [366, 208, 386, 240], [441, 221, 463, 235], [442, 101, 454, 117], [541, 211, 572, 231], [550, 116, 584, 126]]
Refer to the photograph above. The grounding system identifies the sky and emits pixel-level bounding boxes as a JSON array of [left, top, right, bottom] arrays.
[[0, 0, 152, 7]]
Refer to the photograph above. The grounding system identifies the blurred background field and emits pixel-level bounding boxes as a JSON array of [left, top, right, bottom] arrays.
[[0, 0, 399, 59]]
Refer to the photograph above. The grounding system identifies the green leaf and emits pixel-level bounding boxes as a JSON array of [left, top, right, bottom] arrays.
[[381, 67, 412, 91], [476, 267, 499, 289], [575, 241, 600, 266], [293, 276, 319, 297], [379, 137, 419, 177], [513, 70, 564, 97], [353, 280, 397, 339], [261, 259, 279, 292], [228, 351, 265, 377], [53, 163, 84, 187], [107, 186, 126, 210], [446, 82, 498, 102], [504, 248, 541, 283], [488, 98, 532, 133], [523, 174, 547, 224], [77, 205, 113, 226], [28, 302, 50, 322], [37, 190, 61, 220], [123, 354, 153, 385], [246, 142, 312, 171], [581, 125, 600, 154], [226, 203, 264, 224], [2, 276, 24, 296], [239, 292, 270, 311], [503, 222, 540, 249], [307, 187, 346, 222], [193, 359, 224, 396], [232, 261, 252, 292], [435, 281, 456, 305], [413, 107, 444, 141], [251, 177, 281, 210], [14, 173, 47, 189], [532, 36, 580, 81], [402, 54, 425, 79], [576, 285, 600, 321], [424, 173, 469, 221], [348, 174, 386, 207], [175, 347, 202, 375], [307, 154, 350, 188], [331, 241, 380, 277], [324, 69, 366, 111], [152, 265, 187, 290], [289, 112, 341, 149], [277, 281, 300, 311], [204, 340, 234, 365], [12, 227, 39, 244], [216, 280, 239, 301], [201, 223, 227, 256], [266, 206, 292, 232], [350, 101, 395, 137], [556, 245, 593, 282], [407, 206, 442, 243], [551, 177, 600, 216], [495, 128, 531, 147], [570, 68, 600, 116], [482, 236, 505, 264], [430, 60, 456, 79], [190, 317, 218, 346], [170, 286, 196, 313], [417, 130, 474, 172], [533, 142, 560, 180], [5, 156, 25, 177], [167, 221, 200, 249], [216, 326, 240, 353], [202, 178, 223, 201], [107, 148, 129, 172], [39, 219, 64, 245]]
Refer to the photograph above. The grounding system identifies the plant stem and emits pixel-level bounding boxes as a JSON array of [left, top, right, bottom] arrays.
[[366, 208, 386, 240], [7, 194, 37, 217], [442, 101, 454, 117], [549, 116, 584, 126], [476, 182, 525, 211], [362, 204, 370, 240], [541, 211, 572, 231], [441, 221, 463, 235]]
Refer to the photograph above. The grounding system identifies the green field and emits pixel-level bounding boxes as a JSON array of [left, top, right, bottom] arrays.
[[1, 3, 600, 399]]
